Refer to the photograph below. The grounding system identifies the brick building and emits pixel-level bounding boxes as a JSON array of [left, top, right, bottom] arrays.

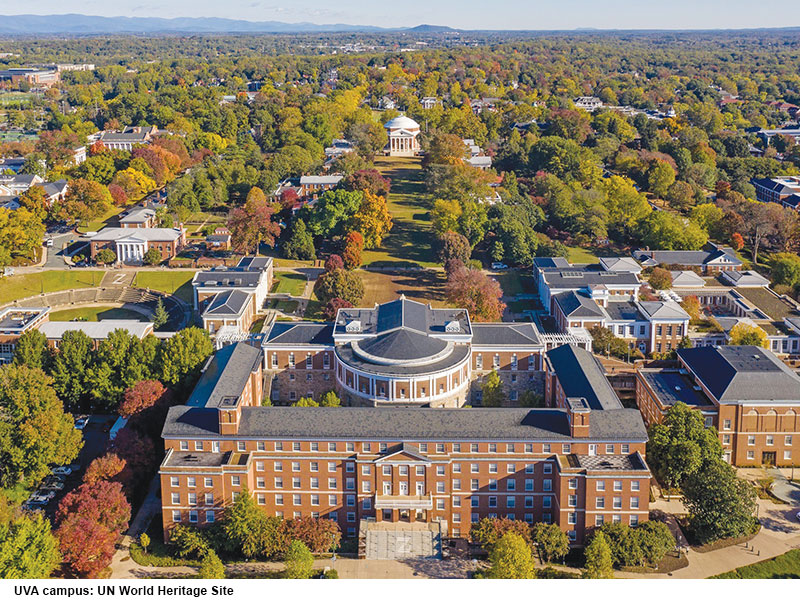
[[262, 297, 546, 407], [159, 342, 650, 548], [636, 345, 800, 466], [88, 227, 185, 264]]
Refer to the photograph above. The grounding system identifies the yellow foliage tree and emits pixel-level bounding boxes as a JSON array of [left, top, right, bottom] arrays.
[[351, 191, 393, 249], [728, 323, 769, 348]]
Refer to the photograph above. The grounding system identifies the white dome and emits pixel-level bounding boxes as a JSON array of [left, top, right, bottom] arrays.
[[384, 115, 420, 130]]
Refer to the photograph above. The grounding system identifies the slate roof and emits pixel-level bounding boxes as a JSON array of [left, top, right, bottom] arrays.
[[553, 291, 606, 319], [263, 321, 334, 346], [202, 289, 252, 317], [299, 175, 343, 186], [599, 257, 642, 273], [335, 343, 470, 376], [633, 248, 742, 268], [638, 301, 690, 320], [638, 369, 712, 408], [38, 179, 68, 197], [186, 342, 262, 409], [670, 270, 706, 287], [601, 300, 642, 322], [533, 257, 570, 270], [162, 406, 647, 441], [545, 345, 622, 411], [470, 323, 542, 346], [677, 345, 800, 403], [358, 328, 448, 361], [540, 267, 640, 289], [335, 297, 471, 337], [119, 207, 155, 224], [88, 227, 182, 242], [38, 320, 153, 340], [721, 270, 770, 287], [194, 270, 263, 288]]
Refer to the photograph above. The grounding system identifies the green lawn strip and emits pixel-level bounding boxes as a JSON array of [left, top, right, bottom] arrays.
[[363, 157, 438, 269], [0, 270, 104, 305], [76, 206, 126, 234], [271, 271, 307, 296], [133, 270, 195, 304], [50, 306, 148, 322], [712, 549, 800, 579], [565, 245, 600, 264]]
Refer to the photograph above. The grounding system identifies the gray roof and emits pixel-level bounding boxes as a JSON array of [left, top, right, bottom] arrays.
[[602, 300, 643, 322], [670, 270, 706, 287], [263, 321, 334, 346], [335, 297, 471, 337], [533, 257, 570, 270], [540, 267, 640, 289], [633, 247, 742, 268], [599, 257, 642, 273], [721, 270, 770, 287], [470, 323, 541, 346], [119, 207, 155, 223], [88, 227, 182, 242], [638, 369, 712, 408], [38, 179, 68, 197], [236, 256, 273, 271], [358, 328, 448, 361], [677, 345, 800, 403], [163, 406, 648, 442], [334, 343, 470, 377], [638, 301, 690, 321], [553, 291, 606, 319], [202, 289, 252, 317], [545, 345, 622, 411], [38, 320, 152, 340], [572, 453, 649, 471], [187, 342, 262, 409], [194, 270, 264, 288]]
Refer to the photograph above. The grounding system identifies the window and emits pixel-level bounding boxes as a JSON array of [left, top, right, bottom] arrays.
[[748, 435, 756, 446], [452, 463, 461, 473], [562, 444, 571, 454], [364, 497, 372, 510], [346, 478, 355, 490], [328, 462, 337, 472], [543, 496, 552, 509], [399, 465, 408, 475], [180, 441, 189, 451], [205, 493, 213, 505], [543, 479, 552, 492], [489, 463, 498, 473], [605, 444, 614, 454], [205, 511, 215, 523], [194, 441, 203, 451], [723, 419, 732, 431], [453, 497, 461, 508], [311, 477, 319, 490], [747, 451, 755, 460], [293, 442, 301, 452], [436, 499, 446, 510], [171, 493, 180, 504], [172, 510, 181, 523], [231, 476, 240, 487], [257, 441, 265, 451], [328, 495, 337, 506], [471, 463, 479, 473], [613, 497, 622, 509], [476, 354, 483, 369], [542, 444, 551, 454], [292, 461, 300, 472], [595, 515, 604, 527], [488, 496, 497, 508], [471, 443, 479, 452], [525, 443, 533, 453], [493, 354, 500, 368], [785, 450, 792, 461], [380, 443, 388, 452], [232, 493, 240, 502], [345, 462, 355, 473], [292, 477, 301, 489], [329, 442, 336, 452], [723, 434, 731, 445], [170, 476, 179, 487], [489, 443, 497, 453], [274, 477, 283, 489], [346, 442, 355, 452], [596, 497, 605, 509], [786, 436, 793, 446], [362, 481, 371, 493], [310, 462, 319, 472], [568, 495, 577, 507], [489, 479, 498, 491], [631, 497, 639, 509], [204, 477, 212, 487], [568, 478, 577, 490], [507, 463, 515, 473], [543, 463, 552, 474], [766, 435, 774, 446], [567, 513, 577, 525], [506, 480, 516, 491], [525, 463, 534, 474], [471, 479, 479, 491], [237, 441, 246, 451], [630, 515, 639, 526], [288, 353, 295, 368], [525, 479, 534, 491], [471, 496, 479, 508], [453, 443, 462, 453], [613, 480, 622, 492], [631, 481, 640, 492], [257, 494, 265, 506], [347, 495, 356, 507], [275, 442, 284, 451], [621, 444, 629, 454], [507, 497, 516, 508], [596, 480, 605, 491], [256, 478, 265, 489], [437, 465, 445, 476], [293, 494, 301, 506]]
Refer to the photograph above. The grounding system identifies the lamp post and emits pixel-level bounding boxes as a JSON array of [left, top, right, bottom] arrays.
[[330, 532, 337, 568]]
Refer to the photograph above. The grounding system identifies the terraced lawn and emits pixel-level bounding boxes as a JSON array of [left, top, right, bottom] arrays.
[[271, 271, 307, 296], [50, 306, 148, 321], [361, 156, 438, 268], [360, 269, 448, 307], [132, 270, 195, 303], [0, 270, 103, 305]]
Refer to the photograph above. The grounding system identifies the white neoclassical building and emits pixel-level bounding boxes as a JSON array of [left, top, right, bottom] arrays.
[[384, 115, 421, 157]]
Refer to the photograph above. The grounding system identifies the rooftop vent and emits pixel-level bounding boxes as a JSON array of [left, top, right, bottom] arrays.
[[183, 454, 200, 462]]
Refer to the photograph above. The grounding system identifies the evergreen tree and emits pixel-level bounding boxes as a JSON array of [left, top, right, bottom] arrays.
[[152, 297, 169, 330], [0, 512, 61, 578], [283, 219, 316, 261]]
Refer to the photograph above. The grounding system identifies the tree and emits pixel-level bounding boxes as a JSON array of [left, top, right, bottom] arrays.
[[647, 161, 676, 198], [307, 189, 363, 238], [111, 168, 156, 201], [228, 187, 281, 254], [313, 268, 364, 307], [341, 231, 364, 270], [730, 232, 744, 252], [771, 253, 800, 289], [682, 459, 757, 544], [322, 297, 353, 320], [221, 491, 283, 559], [110, 428, 157, 489], [423, 131, 468, 167], [139, 533, 151, 554], [470, 517, 532, 551], [680, 296, 701, 321], [12, 329, 49, 371], [143, 247, 163, 265], [531, 522, 569, 564], [158, 327, 213, 390], [0, 512, 60, 578], [198, 549, 225, 579], [0, 365, 83, 487], [324, 254, 344, 272], [648, 267, 672, 290], [170, 524, 211, 558], [666, 181, 695, 210], [599, 521, 644, 567], [152, 297, 169, 330], [445, 265, 505, 321], [437, 231, 471, 265], [320, 390, 342, 407], [283, 220, 316, 261], [728, 323, 768, 348], [58, 178, 113, 223], [57, 514, 117, 578], [647, 402, 723, 490], [284, 540, 314, 579], [57, 480, 131, 534], [286, 516, 342, 553], [295, 396, 319, 407], [583, 531, 614, 579], [49, 330, 93, 410], [635, 521, 675, 567], [119, 379, 172, 420], [95, 248, 116, 265], [83, 453, 128, 488], [485, 532, 537, 579], [343, 169, 390, 196], [641, 211, 708, 251], [481, 370, 505, 407], [351, 191, 393, 249]]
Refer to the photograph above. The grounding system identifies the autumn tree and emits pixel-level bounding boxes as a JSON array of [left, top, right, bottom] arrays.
[[83, 453, 128, 488], [481, 370, 505, 407], [471, 517, 532, 551], [57, 514, 117, 578], [284, 540, 314, 579], [320, 390, 342, 407], [485, 532, 537, 579], [531, 522, 570, 564], [57, 480, 131, 535], [648, 267, 672, 290], [119, 379, 172, 420], [437, 231, 471, 265], [286, 516, 342, 553], [342, 169, 391, 196], [322, 297, 353, 320], [58, 178, 113, 223], [0, 365, 83, 487], [351, 191, 393, 249], [680, 296, 701, 321], [445, 265, 505, 321], [728, 323, 768, 348], [198, 550, 225, 579], [422, 131, 468, 167], [228, 187, 281, 255], [0, 512, 61, 578], [341, 231, 364, 269], [314, 268, 364, 307]]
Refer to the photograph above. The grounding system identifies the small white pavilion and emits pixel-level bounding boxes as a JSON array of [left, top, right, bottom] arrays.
[[384, 115, 421, 157]]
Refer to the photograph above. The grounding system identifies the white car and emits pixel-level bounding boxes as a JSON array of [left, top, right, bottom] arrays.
[[491, 262, 509, 270], [45, 238, 54, 247], [51, 466, 72, 476], [74, 416, 89, 430], [41, 481, 64, 491], [29, 492, 55, 503]]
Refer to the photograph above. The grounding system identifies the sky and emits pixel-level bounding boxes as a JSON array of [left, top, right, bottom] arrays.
[[2, 0, 798, 31]]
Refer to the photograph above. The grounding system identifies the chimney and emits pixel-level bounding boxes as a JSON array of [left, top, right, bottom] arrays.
[[218, 396, 242, 435], [566, 398, 591, 438]]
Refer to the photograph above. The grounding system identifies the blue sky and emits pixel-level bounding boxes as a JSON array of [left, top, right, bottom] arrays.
[[4, 0, 798, 30]]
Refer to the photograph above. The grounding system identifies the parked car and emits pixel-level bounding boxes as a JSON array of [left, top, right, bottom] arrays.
[[40, 481, 64, 491], [28, 491, 55, 503], [74, 415, 89, 430], [491, 262, 508, 270], [51, 466, 72, 476]]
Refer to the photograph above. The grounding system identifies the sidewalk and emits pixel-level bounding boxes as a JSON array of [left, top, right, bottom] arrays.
[[109, 475, 163, 579]]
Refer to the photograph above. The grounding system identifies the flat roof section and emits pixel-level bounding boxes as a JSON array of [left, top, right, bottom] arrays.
[[638, 369, 712, 408]]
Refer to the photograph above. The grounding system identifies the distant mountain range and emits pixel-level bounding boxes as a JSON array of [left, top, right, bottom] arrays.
[[0, 14, 460, 35]]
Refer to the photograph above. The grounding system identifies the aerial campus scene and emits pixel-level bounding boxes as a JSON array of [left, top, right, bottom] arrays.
[[0, 0, 798, 594]]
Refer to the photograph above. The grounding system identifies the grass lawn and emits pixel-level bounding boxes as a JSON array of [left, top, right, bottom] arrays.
[[0, 270, 103, 305], [272, 271, 307, 297], [77, 205, 126, 234], [493, 271, 536, 297], [50, 306, 148, 322], [132, 270, 195, 304], [0, 92, 34, 106], [361, 156, 439, 268], [713, 549, 800, 579], [565, 245, 600, 264], [360, 269, 448, 307]]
